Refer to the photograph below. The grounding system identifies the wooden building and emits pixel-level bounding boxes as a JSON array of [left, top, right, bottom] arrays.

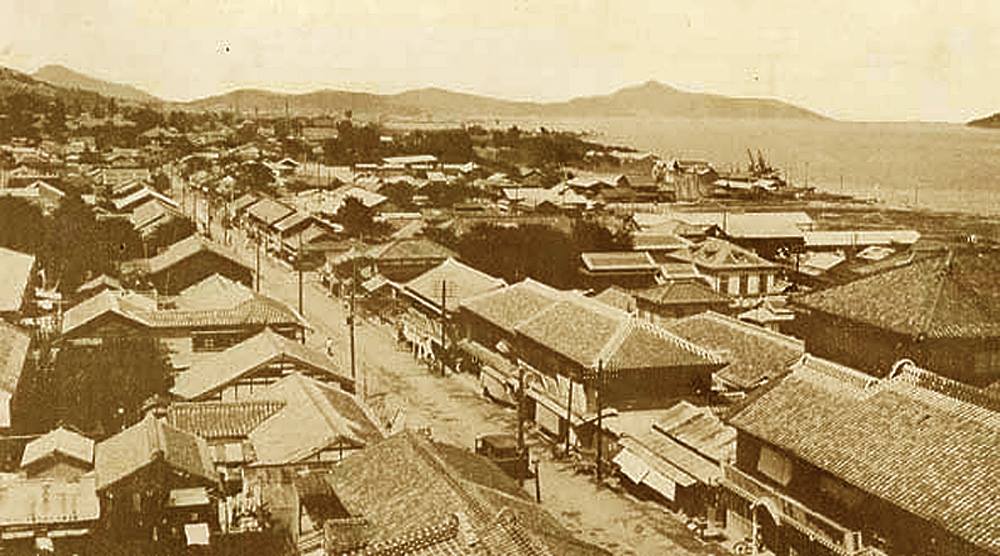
[[93, 414, 219, 544], [790, 247, 1000, 386], [128, 235, 254, 295], [724, 357, 1000, 556], [171, 328, 353, 401], [19, 427, 94, 481]]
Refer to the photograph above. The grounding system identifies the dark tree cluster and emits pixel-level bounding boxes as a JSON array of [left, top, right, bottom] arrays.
[[0, 195, 146, 293], [443, 219, 626, 288], [15, 337, 173, 436]]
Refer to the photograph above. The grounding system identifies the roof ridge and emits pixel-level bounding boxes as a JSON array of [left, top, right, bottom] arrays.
[[917, 251, 955, 338], [697, 311, 805, 350], [890, 361, 1000, 415], [634, 319, 725, 364]]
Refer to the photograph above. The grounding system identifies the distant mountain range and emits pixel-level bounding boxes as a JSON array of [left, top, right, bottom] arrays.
[[967, 112, 1000, 129], [9, 63, 828, 121], [32, 64, 159, 103]]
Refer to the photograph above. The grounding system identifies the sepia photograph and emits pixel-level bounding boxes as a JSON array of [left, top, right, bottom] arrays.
[[0, 1, 997, 554]]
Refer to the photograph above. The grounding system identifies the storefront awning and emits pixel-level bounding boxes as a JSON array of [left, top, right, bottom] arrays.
[[613, 448, 649, 483]]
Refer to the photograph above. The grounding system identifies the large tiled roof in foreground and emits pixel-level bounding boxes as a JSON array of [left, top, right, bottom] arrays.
[[795, 248, 1000, 339], [730, 357, 1000, 553], [324, 430, 608, 555], [460, 278, 566, 333]]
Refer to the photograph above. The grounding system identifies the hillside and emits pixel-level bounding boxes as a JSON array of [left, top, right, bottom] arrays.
[[0, 66, 65, 99], [968, 112, 1000, 129], [32, 64, 159, 103], [182, 80, 828, 120]]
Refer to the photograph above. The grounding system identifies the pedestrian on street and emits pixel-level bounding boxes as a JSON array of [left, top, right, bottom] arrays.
[[325, 337, 334, 357]]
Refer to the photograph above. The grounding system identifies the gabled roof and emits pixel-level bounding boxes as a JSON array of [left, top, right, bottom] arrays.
[[405, 258, 506, 313], [272, 211, 312, 233], [130, 197, 181, 231], [142, 235, 250, 277], [21, 427, 94, 469], [794, 248, 1000, 339], [632, 279, 730, 307], [61, 290, 156, 336], [580, 251, 658, 272], [232, 193, 260, 214], [112, 186, 178, 211], [248, 373, 384, 464], [324, 430, 608, 555], [94, 413, 217, 492], [246, 197, 295, 225], [171, 328, 350, 399], [592, 286, 637, 313], [730, 358, 1000, 554], [664, 311, 804, 389], [460, 278, 566, 333], [514, 295, 723, 371], [0, 247, 35, 313], [165, 400, 286, 440], [76, 274, 122, 295], [174, 273, 255, 311], [676, 238, 777, 270], [668, 211, 812, 239], [367, 237, 456, 263]]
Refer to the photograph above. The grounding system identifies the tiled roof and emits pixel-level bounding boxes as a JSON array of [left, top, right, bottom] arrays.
[[112, 186, 177, 211], [653, 401, 736, 464], [369, 237, 456, 263], [248, 373, 384, 464], [76, 274, 123, 294], [272, 211, 311, 233], [730, 357, 1000, 553], [165, 400, 286, 440], [60, 290, 156, 336], [580, 251, 657, 272], [143, 235, 249, 277], [630, 231, 692, 251], [405, 258, 506, 313], [460, 279, 565, 333], [664, 312, 804, 389], [129, 198, 179, 230], [0, 321, 29, 398], [795, 248, 1000, 339], [246, 197, 295, 225], [592, 286, 637, 313], [632, 279, 730, 307], [20, 427, 94, 469], [325, 430, 607, 555], [94, 413, 217, 492], [232, 193, 260, 214], [515, 295, 723, 371], [675, 238, 777, 270], [172, 328, 349, 399], [0, 247, 34, 313], [173, 273, 255, 311], [141, 294, 306, 330]]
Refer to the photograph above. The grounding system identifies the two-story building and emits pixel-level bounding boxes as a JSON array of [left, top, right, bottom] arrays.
[[723, 356, 999, 556]]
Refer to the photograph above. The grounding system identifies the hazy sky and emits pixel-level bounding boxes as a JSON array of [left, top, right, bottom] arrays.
[[2, 0, 998, 121]]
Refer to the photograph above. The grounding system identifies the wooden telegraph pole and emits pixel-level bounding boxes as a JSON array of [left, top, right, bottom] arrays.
[[564, 377, 574, 455], [297, 233, 304, 317], [255, 236, 261, 292], [349, 256, 358, 397], [517, 362, 526, 486], [439, 280, 447, 375], [595, 359, 604, 484]]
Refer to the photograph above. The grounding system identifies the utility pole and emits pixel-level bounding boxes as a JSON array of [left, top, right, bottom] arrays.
[[255, 236, 261, 292], [349, 257, 358, 396], [564, 378, 574, 455], [297, 233, 304, 318], [517, 363, 525, 461], [595, 359, 604, 484], [439, 280, 447, 375]]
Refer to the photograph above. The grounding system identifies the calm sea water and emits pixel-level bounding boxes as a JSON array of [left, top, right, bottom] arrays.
[[525, 118, 1000, 216]]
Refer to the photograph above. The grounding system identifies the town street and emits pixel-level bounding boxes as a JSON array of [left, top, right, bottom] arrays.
[[196, 211, 727, 555]]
